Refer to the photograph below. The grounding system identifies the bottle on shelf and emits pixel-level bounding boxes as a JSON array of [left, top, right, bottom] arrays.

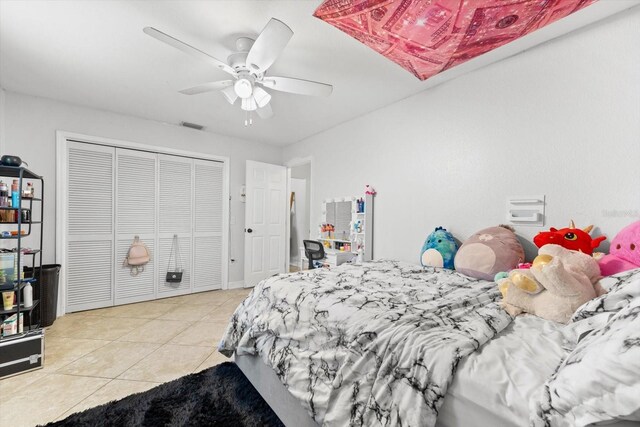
[[11, 180, 19, 207], [2, 291, 14, 310], [23, 182, 34, 199], [22, 282, 33, 308], [0, 181, 7, 207], [11, 180, 19, 222]]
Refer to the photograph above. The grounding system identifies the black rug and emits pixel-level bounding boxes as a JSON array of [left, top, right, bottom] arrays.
[[44, 362, 284, 427]]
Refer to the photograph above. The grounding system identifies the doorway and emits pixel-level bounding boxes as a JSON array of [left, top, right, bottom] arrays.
[[287, 161, 311, 272]]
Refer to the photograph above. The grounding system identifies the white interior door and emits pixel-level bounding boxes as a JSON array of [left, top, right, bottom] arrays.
[[115, 148, 157, 305], [244, 160, 287, 287], [193, 159, 225, 291], [65, 142, 115, 312], [157, 154, 193, 296]]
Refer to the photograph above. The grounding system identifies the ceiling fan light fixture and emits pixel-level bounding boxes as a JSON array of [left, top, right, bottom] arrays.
[[234, 78, 253, 99], [253, 86, 271, 108], [221, 86, 238, 104], [241, 96, 257, 111]]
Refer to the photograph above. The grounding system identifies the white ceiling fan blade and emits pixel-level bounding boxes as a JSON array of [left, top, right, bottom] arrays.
[[179, 80, 233, 95], [261, 76, 333, 97], [256, 102, 273, 119], [143, 27, 236, 76], [245, 18, 293, 74]]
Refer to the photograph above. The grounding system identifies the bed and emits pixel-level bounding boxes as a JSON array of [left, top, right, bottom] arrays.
[[219, 261, 640, 427]]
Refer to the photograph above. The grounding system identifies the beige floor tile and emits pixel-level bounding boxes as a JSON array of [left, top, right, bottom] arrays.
[[45, 312, 92, 335], [45, 316, 150, 340], [168, 321, 228, 347], [0, 370, 48, 403], [168, 290, 235, 306], [0, 373, 109, 427], [118, 344, 210, 383], [117, 319, 191, 344], [195, 351, 230, 372], [84, 301, 174, 319], [58, 341, 159, 378], [228, 287, 252, 296], [153, 295, 186, 304], [226, 294, 250, 304], [60, 379, 159, 418], [42, 337, 111, 372], [158, 303, 216, 322], [4, 290, 249, 426], [200, 304, 239, 323]]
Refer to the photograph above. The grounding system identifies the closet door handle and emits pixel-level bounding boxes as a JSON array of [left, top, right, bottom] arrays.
[[246, 228, 253, 233]]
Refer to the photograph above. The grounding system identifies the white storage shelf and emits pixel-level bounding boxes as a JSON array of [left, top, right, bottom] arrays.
[[318, 194, 373, 266]]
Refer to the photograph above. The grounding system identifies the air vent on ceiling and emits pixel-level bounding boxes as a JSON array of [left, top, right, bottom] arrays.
[[180, 121, 205, 131]]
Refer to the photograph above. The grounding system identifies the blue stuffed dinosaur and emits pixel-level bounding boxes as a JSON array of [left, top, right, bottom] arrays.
[[420, 227, 458, 269]]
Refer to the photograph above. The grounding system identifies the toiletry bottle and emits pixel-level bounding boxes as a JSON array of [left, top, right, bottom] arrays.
[[23, 282, 33, 308], [0, 181, 7, 207], [25, 182, 34, 198], [11, 180, 19, 222], [2, 291, 14, 310], [11, 180, 19, 207]]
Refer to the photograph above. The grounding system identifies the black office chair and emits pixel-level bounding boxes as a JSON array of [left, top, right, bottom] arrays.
[[303, 240, 325, 270]]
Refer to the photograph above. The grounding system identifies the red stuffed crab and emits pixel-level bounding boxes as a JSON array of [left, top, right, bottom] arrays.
[[533, 220, 606, 255]]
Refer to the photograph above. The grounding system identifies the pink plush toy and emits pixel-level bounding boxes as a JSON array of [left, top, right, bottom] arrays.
[[598, 221, 640, 276]]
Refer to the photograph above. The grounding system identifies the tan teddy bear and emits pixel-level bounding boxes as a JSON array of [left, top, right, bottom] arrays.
[[497, 244, 605, 324]]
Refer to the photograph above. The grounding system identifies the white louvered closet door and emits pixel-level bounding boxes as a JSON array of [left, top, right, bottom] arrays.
[[66, 142, 115, 312], [115, 148, 157, 305], [193, 159, 225, 291], [157, 154, 193, 297]]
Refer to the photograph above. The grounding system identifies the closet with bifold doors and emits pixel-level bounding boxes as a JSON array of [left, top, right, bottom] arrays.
[[62, 139, 227, 313]]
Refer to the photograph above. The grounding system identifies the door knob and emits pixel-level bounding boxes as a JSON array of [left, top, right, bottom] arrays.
[[246, 228, 253, 233]]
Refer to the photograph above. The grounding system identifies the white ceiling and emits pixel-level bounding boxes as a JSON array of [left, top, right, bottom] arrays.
[[0, 0, 636, 146]]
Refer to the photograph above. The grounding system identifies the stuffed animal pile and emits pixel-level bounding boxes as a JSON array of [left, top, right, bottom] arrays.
[[418, 219, 640, 323]]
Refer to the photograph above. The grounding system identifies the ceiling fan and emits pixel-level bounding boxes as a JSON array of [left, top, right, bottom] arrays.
[[143, 19, 333, 125]]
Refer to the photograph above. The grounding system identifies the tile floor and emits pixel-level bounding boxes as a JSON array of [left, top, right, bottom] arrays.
[[0, 288, 251, 427]]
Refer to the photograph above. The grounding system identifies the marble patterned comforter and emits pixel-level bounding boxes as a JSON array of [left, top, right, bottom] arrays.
[[219, 260, 512, 427], [531, 268, 640, 426]]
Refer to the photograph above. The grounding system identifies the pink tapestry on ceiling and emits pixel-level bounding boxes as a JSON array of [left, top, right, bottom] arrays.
[[313, 0, 598, 80]]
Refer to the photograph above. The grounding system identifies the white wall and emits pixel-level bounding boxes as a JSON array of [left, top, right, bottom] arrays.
[[0, 88, 5, 152], [284, 7, 640, 263], [1, 91, 282, 283]]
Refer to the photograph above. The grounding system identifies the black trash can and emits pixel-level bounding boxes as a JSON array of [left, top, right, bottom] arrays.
[[24, 264, 61, 328]]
